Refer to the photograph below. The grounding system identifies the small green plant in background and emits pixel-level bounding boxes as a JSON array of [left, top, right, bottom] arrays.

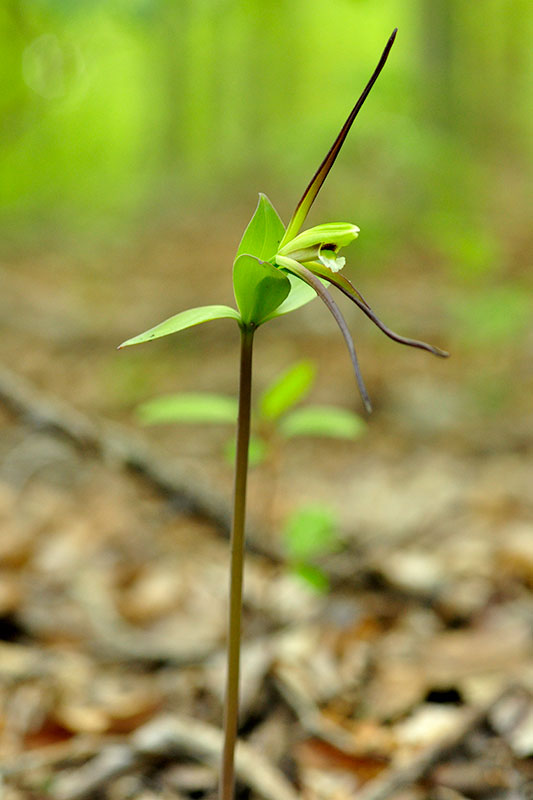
[[137, 358, 366, 462], [119, 29, 448, 800], [138, 360, 360, 595], [283, 503, 343, 593]]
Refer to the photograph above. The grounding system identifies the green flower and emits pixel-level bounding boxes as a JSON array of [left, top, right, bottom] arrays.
[[120, 28, 448, 414], [277, 222, 359, 273], [261, 27, 449, 412]]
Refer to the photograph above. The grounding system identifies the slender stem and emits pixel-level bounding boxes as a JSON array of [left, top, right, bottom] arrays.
[[219, 325, 255, 800]]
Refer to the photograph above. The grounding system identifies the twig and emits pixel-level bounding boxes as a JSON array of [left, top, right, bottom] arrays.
[[353, 684, 529, 800], [45, 714, 300, 800], [134, 714, 300, 800], [0, 360, 447, 617], [0, 737, 103, 778], [0, 365, 237, 542], [0, 364, 413, 583], [53, 745, 136, 800], [71, 567, 218, 665]]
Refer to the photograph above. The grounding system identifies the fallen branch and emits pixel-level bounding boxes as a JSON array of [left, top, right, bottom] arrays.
[[48, 713, 300, 800], [70, 567, 219, 665], [53, 744, 136, 800], [1, 737, 103, 779], [134, 714, 300, 800], [0, 365, 234, 541], [0, 365, 411, 583]]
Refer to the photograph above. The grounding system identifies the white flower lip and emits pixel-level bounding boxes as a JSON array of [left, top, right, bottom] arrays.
[[318, 250, 345, 273]]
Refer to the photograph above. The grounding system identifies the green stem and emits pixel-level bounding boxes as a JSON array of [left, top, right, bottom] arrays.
[[220, 325, 255, 800]]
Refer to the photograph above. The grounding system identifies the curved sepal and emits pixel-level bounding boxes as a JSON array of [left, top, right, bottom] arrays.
[[280, 29, 397, 246], [306, 261, 449, 357], [277, 255, 372, 412]]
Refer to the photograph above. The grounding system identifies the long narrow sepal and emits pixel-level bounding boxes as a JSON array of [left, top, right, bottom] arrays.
[[277, 256, 372, 413], [280, 28, 398, 248], [305, 262, 449, 358]]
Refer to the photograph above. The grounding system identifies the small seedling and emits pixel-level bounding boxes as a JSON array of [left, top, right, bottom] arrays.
[[283, 503, 343, 593], [138, 361, 361, 594], [119, 29, 448, 800]]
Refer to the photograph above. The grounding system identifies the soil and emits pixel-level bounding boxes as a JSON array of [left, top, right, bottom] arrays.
[[0, 222, 532, 799]]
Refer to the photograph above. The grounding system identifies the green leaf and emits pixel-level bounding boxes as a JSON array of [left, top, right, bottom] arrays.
[[236, 193, 285, 262], [259, 360, 316, 421], [118, 305, 241, 348], [137, 393, 238, 425], [233, 254, 290, 325], [224, 435, 268, 467], [280, 405, 366, 439], [291, 563, 330, 594], [263, 273, 319, 320], [284, 504, 339, 560]]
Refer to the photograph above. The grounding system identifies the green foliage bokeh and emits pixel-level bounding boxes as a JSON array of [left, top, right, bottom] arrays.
[[1, 0, 531, 274]]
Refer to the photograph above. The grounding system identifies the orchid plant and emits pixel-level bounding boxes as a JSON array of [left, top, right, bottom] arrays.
[[119, 28, 448, 800]]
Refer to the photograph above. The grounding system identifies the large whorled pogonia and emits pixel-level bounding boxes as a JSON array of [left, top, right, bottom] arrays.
[[120, 28, 447, 414]]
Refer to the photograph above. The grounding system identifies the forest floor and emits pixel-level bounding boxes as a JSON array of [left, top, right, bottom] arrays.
[[0, 221, 532, 799]]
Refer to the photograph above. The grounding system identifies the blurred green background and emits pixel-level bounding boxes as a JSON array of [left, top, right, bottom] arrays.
[[0, 0, 531, 436]]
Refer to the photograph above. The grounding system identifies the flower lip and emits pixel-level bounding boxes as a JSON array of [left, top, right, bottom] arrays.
[[276, 222, 359, 274], [317, 245, 345, 273]]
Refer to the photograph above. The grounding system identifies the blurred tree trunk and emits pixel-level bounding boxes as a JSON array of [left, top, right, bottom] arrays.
[[463, 0, 532, 153], [419, 0, 456, 131], [154, 2, 190, 177], [154, 0, 297, 196], [502, 0, 533, 153], [418, 0, 531, 152], [156, 0, 219, 188]]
